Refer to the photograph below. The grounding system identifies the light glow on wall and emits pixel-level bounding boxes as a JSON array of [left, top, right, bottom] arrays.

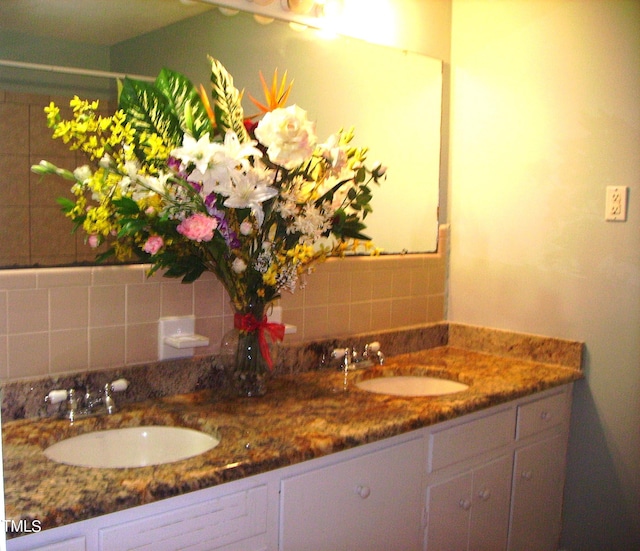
[[316, 0, 398, 45]]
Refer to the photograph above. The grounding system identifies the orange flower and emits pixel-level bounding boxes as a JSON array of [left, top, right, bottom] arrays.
[[198, 84, 216, 127], [248, 69, 294, 115]]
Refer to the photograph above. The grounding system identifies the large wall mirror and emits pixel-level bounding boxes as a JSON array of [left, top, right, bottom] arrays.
[[0, 0, 442, 268]]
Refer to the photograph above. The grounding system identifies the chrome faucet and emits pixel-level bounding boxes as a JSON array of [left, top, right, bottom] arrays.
[[332, 342, 385, 372], [363, 341, 385, 366], [46, 378, 129, 421]]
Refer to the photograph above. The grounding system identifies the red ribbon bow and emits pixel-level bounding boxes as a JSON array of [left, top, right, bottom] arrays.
[[234, 313, 285, 370]]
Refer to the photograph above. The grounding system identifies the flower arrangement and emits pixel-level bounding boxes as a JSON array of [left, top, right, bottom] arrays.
[[33, 56, 385, 394]]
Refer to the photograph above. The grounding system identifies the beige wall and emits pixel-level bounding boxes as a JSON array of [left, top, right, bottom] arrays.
[[449, 1, 640, 548]]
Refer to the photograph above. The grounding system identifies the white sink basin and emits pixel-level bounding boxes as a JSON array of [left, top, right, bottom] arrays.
[[356, 376, 469, 397], [44, 426, 220, 468]]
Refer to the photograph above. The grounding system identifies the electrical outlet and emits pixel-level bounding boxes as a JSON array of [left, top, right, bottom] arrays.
[[605, 186, 628, 221]]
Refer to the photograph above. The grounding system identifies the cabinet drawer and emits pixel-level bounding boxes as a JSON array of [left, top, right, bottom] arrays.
[[428, 408, 515, 472], [516, 391, 567, 440], [99, 485, 267, 551], [28, 538, 85, 551]]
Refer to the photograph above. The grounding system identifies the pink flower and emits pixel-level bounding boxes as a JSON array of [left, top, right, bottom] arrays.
[[176, 213, 218, 242], [88, 234, 99, 248], [143, 235, 164, 255]]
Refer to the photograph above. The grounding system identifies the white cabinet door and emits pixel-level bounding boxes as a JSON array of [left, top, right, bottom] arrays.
[[468, 455, 512, 551], [508, 433, 567, 551], [280, 437, 424, 551], [425, 455, 512, 551], [425, 471, 473, 551]]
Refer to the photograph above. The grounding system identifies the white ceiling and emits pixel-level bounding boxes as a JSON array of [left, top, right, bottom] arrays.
[[0, 0, 215, 46]]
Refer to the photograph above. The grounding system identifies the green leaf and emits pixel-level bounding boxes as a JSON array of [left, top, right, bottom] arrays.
[[118, 77, 183, 148], [112, 196, 140, 215], [95, 247, 117, 263], [314, 177, 352, 207], [341, 218, 370, 241], [71, 219, 85, 233], [163, 260, 206, 283], [355, 191, 373, 208], [208, 56, 249, 142], [155, 68, 213, 139], [118, 219, 147, 237], [184, 101, 194, 136], [56, 196, 77, 213], [181, 264, 207, 283], [330, 209, 370, 241]]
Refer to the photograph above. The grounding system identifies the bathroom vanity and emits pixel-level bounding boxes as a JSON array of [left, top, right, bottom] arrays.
[[2, 330, 583, 551]]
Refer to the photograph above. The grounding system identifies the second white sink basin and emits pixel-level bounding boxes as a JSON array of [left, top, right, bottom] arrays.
[[356, 376, 469, 397], [44, 426, 220, 468]]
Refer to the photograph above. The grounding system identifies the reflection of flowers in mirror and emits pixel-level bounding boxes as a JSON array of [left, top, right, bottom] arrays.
[[32, 57, 386, 315], [32, 56, 386, 392]]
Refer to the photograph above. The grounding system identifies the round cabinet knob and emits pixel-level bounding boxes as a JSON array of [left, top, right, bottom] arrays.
[[458, 498, 472, 511], [540, 410, 551, 421], [478, 488, 491, 501], [521, 470, 533, 480], [355, 485, 371, 499]]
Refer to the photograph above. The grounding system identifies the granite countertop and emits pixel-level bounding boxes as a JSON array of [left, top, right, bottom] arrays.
[[2, 344, 583, 536]]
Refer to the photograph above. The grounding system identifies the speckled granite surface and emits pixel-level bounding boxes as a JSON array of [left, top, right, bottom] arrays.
[[1, 321, 582, 421], [2, 326, 584, 537]]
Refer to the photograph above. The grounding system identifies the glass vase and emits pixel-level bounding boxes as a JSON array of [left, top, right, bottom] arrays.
[[220, 301, 270, 397]]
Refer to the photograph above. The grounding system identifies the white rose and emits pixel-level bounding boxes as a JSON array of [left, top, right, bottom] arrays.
[[254, 105, 317, 170], [232, 257, 247, 273]]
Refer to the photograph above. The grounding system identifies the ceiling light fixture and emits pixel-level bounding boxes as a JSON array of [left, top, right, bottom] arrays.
[[285, 0, 315, 15], [254, 14, 275, 24], [218, 7, 240, 15]]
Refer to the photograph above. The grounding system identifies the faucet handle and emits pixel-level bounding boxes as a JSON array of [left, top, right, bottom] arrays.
[[331, 348, 349, 360], [103, 378, 128, 415], [45, 389, 69, 405], [364, 341, 385, 365], [108, 378, 129, 393], [365, 341, 381, 353], [108, 378, 129, 392], [45, 388, 79, 420]]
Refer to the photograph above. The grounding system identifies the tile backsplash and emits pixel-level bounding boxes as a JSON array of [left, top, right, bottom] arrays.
[[0, 226, 448, 381]]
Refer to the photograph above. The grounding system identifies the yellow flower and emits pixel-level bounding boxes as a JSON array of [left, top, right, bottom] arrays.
[[141, 132, 171, 161], [139, 194, 163, 214], [64, 195, 87, 220], [81, 135, 104, 160], [44, 102, 60, 127], [113, 241, 133, 260], [287, 243, 315, 265], [51, 120, 71, 141], [262, 264, 278, 286], [83, 204, 116, 237]]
